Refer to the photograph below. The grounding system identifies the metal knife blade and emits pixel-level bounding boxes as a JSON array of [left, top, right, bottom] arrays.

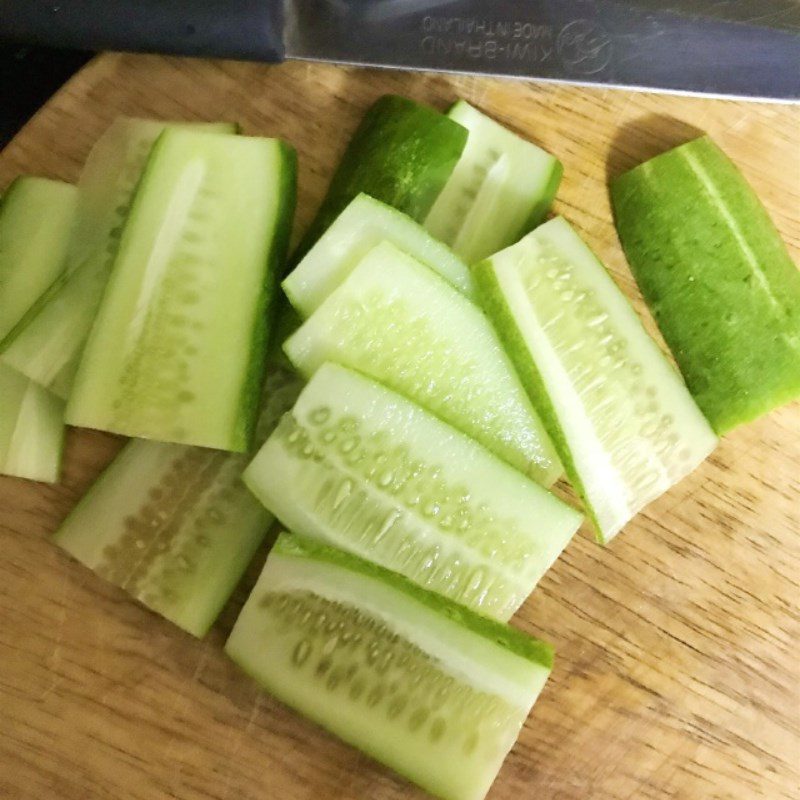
[[2, 0, 799, 101], [284, 0, 800, 101]]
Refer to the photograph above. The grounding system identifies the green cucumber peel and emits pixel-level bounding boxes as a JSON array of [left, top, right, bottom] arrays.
[[293, 95, 468, 262], [272, 532, 554, 669], [611, 135, 800, 433]]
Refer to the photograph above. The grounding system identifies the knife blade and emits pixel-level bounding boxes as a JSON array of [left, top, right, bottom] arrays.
[[2, 0, 799, 101]]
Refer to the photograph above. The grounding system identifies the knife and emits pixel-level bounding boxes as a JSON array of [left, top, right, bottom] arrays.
[[2, 0, 799, 101]]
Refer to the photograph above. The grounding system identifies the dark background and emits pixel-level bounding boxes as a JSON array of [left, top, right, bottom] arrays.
[[0, 45, 91, 148]]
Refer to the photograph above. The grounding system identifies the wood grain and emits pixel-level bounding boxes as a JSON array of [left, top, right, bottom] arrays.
[[0, 54, 798, 800]]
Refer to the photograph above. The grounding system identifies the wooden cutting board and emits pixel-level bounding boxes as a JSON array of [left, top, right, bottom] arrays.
[[1, 54, 798, 800]]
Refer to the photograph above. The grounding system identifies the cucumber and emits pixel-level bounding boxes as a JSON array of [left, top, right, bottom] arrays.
[[1, 252, 108, 394], [284, 241, 561, 486], [226, 533, 553, 800], [244, 363, 581, 620], [66, 128, 297, 452], [424, 101, 562, 264], [0, 363, 65, 483], [0, 176, 77, 341], [283, 193, 473, 318], [67, 118, 238, 276], [54, 366, 302, 637], [294, 95, 468, 261], [611, 136, 800, 433], [0, 118, 236, 394], [474, 217, 718, 543]]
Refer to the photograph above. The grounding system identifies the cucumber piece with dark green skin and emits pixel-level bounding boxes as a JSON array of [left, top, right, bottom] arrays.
[[293, 95, 468, 261], [244, 363, 581, 620], [0, 363, 65, 483], [284, 241, 562, 486], [474, 217, 718, 543], [611, 136, 800, 433], [54, 366, 302, 637], [425, 101, 563, 264], [66, 129, 297, 452], [0, 119, 236, 394], [226, 532, 553, 800], [283, 193, 474, 317], [0, 177, 77, 341]]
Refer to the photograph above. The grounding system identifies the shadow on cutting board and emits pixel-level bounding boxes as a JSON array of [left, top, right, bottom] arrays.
[[606, 114, 704, 182]]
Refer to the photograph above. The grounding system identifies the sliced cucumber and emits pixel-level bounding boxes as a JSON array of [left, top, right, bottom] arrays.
[[611, 136, 800, 433], [424, 101, 562, 264], [0, 118, 236, 393], [66, 128, 297, 451], [244, 363, 580, 620], [226, 533, 553, 800], [67, 118, 238, 275], [474, 217, 717, 542], [54, 365, 302, 637], [0, 363, 65, 483], [0, 176, 77, 341], [294, 95, 468, 261], [283, 193, 473, 317], [284, 241, 561, 486], [1, 252, 108, 392]]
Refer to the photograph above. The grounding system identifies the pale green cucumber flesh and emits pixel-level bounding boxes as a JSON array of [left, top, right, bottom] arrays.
[[424, 101, 562, 264], [48, 357, 81, 401], [474, 217, 717, 542], [1, 252, 108, 388], [0, 119, 236, 394], [226, 533, 552, 800], [283, 193, 473, 317], [0, 363, 64, 483], [611, 135, 800, 433], [284, 241, 561, 486], [66, 129, 297, 451], [245, 363, 580, 620], [0, 176, 77, 341], [66, 118, 238, 274], [294, 95, 468, 262], [55, 366, 301, 636]]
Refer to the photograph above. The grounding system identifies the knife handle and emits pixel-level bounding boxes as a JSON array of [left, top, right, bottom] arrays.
[[0, 0, 285, 62]]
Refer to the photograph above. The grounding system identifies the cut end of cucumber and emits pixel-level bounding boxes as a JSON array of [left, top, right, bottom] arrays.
[[424, 101, 562, 264], [475, 216, 718, 542], [226, 532, 552, 800], [244, 362, 581, 620], [611, 135, 800, 434], [0, 364, 65, 483], [283, 192, 473, 318]]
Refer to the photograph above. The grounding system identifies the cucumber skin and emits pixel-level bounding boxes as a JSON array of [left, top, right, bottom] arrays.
[[234, 141, 298, 450], [294, 95, 468, 262], [523, 157, 563, 232], [472, 260, 603, 539], [271, 533, 554, 669], [611, 136, 800, 434]]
